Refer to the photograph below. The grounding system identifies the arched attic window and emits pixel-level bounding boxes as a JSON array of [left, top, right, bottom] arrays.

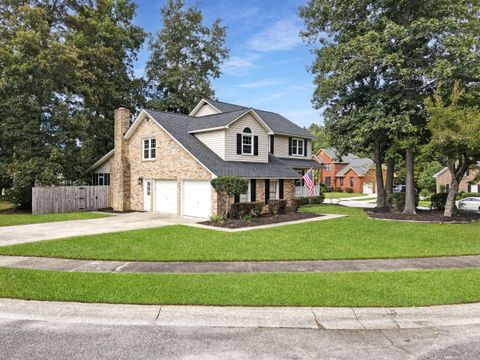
[[243, 127, 252, 134]]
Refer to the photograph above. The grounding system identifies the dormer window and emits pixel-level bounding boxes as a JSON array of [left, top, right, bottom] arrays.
[[143, 138, 156, 160], [242, 127, 253, 155]]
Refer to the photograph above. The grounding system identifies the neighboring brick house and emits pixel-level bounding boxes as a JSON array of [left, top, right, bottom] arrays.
[[87, 99, 321, 218], [313, 148, 380, 194], [434, 165, 480, 193]]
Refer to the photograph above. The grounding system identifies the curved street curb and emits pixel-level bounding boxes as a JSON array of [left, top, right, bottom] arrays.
[[1, 298, 480, 330]]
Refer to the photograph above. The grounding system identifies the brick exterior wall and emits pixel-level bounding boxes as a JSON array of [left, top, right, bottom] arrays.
[[111, 108, 131, 212], [436, 168, 480, 193]]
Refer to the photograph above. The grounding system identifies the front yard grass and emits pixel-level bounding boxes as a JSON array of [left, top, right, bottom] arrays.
[[324, 192, 365, 199], [1, 205, 479, 261], [1, 267, 480, 307], [0, 211, 111, 227]]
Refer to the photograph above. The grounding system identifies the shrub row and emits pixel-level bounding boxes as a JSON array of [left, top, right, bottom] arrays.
[[430, 193, 448, 210], [227, 201, 263, 219], [457, 192, 480, 200], [267, 199, 288, 215]]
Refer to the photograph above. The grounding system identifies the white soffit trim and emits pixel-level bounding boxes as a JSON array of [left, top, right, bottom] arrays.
[[433, 167, 448, 178]]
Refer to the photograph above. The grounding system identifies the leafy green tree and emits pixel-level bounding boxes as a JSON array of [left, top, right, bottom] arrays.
[[307, 123, 331, 154], [211, 177, 248, 216], [300, 0, 479, 214], [145, 0, 229, 114], [425, 83, 480, 217], [0, 0, 145, 209]]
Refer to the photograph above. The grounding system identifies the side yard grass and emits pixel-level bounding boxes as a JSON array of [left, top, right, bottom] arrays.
[[0, 211, 111, 227], [1, 267, 480, 307], [0, 205, 479, 261], [324, 192, 366, 199]]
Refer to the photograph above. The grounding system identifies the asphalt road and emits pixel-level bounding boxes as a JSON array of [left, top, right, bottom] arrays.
[[1, 318, 480, 359]]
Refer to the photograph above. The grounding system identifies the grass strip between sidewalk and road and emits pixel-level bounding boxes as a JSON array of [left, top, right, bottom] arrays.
[[0, 212, 111, 227], [1, 267, 480, 307], [1, 205, 479, 261]]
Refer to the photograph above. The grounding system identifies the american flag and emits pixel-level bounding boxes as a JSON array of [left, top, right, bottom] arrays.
[[303, 168, 314, 196]]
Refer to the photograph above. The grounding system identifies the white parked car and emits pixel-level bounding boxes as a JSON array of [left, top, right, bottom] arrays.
[[456, 197, 480, 212]]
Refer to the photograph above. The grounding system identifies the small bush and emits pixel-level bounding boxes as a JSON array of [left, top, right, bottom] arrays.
[[319, 183, 328, 193], [431, 193, 449, 210], [209, 215, 226, 225], [457, 192, 480, 200], [268, 199, 288, 215], [228, 201, 263, 219], [389, 192, 420, 212], [292, 195, 325, 211], [241, 214, 254, 222], [345, 187, 354, 193], [309, 194, 325, 204]]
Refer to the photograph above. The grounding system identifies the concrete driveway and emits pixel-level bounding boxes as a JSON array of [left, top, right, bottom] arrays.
[[0, 212, 200, 246]]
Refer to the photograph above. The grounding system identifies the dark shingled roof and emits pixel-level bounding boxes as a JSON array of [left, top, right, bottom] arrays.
[[145, 109, 302, 179], [187, 109, 250, 133], [204, 99, 315, 139], [278, 158, 322, 170]]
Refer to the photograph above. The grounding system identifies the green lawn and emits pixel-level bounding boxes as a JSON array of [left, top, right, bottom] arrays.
[[1, 205, 479, 261], [1, 267, 480, 307], [0, 211, 111, 227], [324, 192, 366, 199]]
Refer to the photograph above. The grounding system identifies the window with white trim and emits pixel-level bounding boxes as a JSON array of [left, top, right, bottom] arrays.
[[291, 138, 304, 156], [242, 127, 253, 155], [239, 181, 251, 203], [270, 180, 279, 200], [143, 138, 156, 160]]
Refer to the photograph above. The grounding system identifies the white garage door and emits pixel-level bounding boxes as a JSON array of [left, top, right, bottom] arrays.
[[183, 180, 212, 218], [155, 180, 177, 214]]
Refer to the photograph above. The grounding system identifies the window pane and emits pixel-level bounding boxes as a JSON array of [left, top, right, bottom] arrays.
[[144, 139, 149, 149], [150, 139, 156, 148], [150, 148, 156, 159], [144, 149, 149, 159]]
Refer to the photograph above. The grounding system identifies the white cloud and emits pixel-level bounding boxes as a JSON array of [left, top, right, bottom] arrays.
[[237, 79, 282, 89], [248, 18, 303, 52], [222, 54, 260, 74]]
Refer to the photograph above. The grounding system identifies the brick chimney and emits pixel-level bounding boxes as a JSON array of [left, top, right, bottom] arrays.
[[111, 107, 131, 212]]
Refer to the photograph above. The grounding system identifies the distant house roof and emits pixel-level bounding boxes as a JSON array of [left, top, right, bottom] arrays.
[[87, 150, 114, 173], [433, 162, 480, 178], [197, 99, 315, 139], [144, 109, 302, 179], [318, 147, 374, 177], [278, 158, 322, 170]]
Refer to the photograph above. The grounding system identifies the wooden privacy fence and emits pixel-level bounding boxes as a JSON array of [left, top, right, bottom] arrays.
[[32, 186, 110, 215]]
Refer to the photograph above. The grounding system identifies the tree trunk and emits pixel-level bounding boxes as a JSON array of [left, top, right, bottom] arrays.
[[403, 148, 416, 215], [373, 144, 387, 208], [385, 158, 395, 205], [444, 172, 459, 217]]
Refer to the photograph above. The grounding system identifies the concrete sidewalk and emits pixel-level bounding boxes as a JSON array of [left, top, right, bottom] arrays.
[[0, 212, 200, 246], [1, 298, 480, 330], [2, 255, 480, 273]]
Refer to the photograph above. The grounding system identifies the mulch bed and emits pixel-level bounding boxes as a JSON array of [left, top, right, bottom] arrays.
[[200, 212, 323, 229], [366, 208, 480, 223]]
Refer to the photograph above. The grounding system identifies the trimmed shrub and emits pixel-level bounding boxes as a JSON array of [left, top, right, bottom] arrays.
[[309, 194, 325, 204], [268, 199, 288, 215], [431, 193, 449, 210], [292, 195, 325, 211], [227, 201, 263, 219], [389, 192, 420, 212], [319, 183, 328, 193], [457, 192, 480, 200], [209, 215, 226, 225], [345, 187, 354, 193]]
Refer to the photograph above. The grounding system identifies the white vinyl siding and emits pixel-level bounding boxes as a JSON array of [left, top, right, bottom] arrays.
[[225, 113, 268, 163], [274, 135, 311, 158], [194, 104, 221, 117], [195, 129, 226, 159], [94, 160, 110, 173]]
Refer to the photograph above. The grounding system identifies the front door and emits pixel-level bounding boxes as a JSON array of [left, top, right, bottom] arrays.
[[144, 180, 152, 211]]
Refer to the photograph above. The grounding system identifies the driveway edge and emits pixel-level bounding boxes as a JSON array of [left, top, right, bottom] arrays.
[[1, 298, 480, 330]]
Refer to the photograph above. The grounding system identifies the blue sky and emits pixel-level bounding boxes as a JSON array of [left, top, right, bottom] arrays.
[[133, 0, 322, 128]]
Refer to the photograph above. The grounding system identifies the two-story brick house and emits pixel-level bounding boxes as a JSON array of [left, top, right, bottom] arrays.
[[88, 99, 321, 218], [314, 148, 378, 194]]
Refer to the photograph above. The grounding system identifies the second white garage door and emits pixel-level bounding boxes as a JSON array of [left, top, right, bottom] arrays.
[[155, 180, 177, 214], [182, 180, 212, 218]]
